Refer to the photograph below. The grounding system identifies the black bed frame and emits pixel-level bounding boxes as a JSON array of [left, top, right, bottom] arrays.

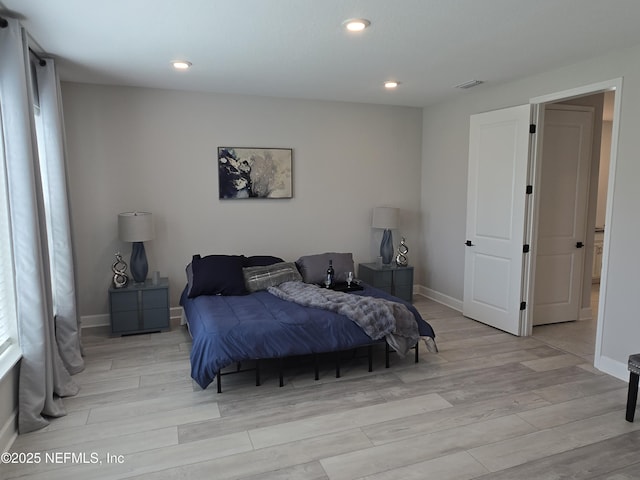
[[215, 339, 422, 394]]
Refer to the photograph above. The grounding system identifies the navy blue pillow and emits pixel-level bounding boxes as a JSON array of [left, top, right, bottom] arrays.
[[187, 254, 247, 297], [244, 255, 285, 267]]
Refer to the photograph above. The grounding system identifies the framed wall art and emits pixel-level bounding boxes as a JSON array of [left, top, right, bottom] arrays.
[[218, 147, 293, 199]]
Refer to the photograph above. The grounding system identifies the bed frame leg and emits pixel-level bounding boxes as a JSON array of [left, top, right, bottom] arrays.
[[336, 351, 341, 378], [368, 345, 373, 372], [255, 359, 261, 386], [314, 354, 319, 380], [385, 342, 390, 368], [415, 340, 419, 363], [217, 371, 222, 394], [279, 358, 284, 387]]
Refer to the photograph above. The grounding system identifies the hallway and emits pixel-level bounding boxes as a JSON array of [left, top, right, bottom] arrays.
[[532, 285, 599, 364]]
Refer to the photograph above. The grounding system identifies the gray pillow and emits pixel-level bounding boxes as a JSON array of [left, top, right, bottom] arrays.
[[243, 262, 302, 292], [295, 252, 354, 284]]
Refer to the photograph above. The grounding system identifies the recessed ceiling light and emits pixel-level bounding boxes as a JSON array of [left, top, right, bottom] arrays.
[[384, 81, 399, 89], [343, 18, 371, 32], [172, 61, 192, 70]]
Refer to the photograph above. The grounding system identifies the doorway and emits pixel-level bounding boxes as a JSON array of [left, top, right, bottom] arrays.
[[532, 104, 595, 326], [461, 78, 622, 374], [530, 90, 614, 362], [525, 80, 621, 373]]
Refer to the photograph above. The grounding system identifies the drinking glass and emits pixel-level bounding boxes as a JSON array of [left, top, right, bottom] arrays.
[[346, 271, 354, 287]]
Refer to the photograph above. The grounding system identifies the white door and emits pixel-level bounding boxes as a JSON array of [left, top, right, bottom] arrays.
[[463, 105, 531, 336], [532, 106, 594, 325]]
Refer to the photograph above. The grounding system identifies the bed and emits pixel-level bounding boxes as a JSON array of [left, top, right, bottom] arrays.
[[180, 252, 436, 391]]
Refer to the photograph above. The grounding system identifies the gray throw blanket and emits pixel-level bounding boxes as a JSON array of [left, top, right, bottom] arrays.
[[267, 281, 419, 356]]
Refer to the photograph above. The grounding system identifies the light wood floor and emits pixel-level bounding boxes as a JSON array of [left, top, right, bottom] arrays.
[[531, 283, 600, 364], [6, 295, 639, 480]]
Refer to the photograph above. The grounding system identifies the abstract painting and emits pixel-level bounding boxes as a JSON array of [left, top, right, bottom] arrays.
[[218, 147, 293, 199]]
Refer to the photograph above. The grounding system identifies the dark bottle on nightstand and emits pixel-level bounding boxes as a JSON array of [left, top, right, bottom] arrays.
[[326, 260, 335, 287]]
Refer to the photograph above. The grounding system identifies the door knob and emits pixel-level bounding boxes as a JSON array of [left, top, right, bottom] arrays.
[[465, 240, 474, 247], [576, 241, 584, 248]]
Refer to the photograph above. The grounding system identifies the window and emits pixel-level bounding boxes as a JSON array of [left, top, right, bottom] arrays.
[[0, 101, 20, 374], [33, 100, 55, 281]]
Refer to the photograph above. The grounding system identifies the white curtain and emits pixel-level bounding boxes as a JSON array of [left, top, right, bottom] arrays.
[[35, 56, 84, 375], [0, 18, 83, 434]]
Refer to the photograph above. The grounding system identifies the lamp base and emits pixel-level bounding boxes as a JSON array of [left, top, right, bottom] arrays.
[[130, 242, 148, 284], [380, 229, 394, 265]]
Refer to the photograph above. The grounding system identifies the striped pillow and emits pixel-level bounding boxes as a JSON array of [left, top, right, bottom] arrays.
[[243, 262, 302, 293]]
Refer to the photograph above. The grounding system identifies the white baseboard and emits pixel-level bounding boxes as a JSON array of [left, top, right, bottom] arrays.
[[579, 307, 593, 321], [595, 355, 629, 382], [81, 313, 110, 328], [415, 285, 463, 312], [81, 308, 184, 330], [0, 409, 17, 454], [170, 307, 183, 324]]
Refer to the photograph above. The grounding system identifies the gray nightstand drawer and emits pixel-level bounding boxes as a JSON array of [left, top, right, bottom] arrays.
[[111, 310, 138, 333], [371, 270, 392, 287], [393, 269, 413, 286], [143, 307, 170, 330], [393, 285, 413, 303], [110, 291, 138, 312], [358, 263, 413, 303], [109, 278, 170, 336], [143, 289, 169, 309]]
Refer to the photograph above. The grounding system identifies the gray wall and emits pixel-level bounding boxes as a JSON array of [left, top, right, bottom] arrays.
[[61, 84, 424, 316], [420, 43, 640, 375]]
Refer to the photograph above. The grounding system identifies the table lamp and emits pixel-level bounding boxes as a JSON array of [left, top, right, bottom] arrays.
[[118, 211, 154, 284], [372, 206, 398, 265]]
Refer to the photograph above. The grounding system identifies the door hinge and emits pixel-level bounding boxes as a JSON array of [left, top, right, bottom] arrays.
[[520, 301, 527, 310], [523, 244, 530, 253], [526, 185, 533, 195], [529, 124, 536, 134]]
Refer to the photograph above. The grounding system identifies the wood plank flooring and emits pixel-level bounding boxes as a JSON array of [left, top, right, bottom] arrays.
[[5, 295, 638, 480]]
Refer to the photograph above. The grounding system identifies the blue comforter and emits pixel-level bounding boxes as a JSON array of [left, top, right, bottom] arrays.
[[180, 283, 435, 389]]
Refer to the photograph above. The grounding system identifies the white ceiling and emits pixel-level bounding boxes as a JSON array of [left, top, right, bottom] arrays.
[[3, 0, 640, 107]]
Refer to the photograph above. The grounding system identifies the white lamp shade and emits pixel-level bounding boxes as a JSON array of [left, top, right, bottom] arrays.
[[372, 207, 398, 230], [118, 212, 154, 242]]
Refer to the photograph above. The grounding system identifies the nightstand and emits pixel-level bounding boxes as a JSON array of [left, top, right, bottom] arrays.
[[109, 278, 170, 335], [358, 263, 414, 303]]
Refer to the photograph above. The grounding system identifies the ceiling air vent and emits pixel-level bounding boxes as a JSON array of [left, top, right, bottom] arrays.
[[454, 79, 484, 89]]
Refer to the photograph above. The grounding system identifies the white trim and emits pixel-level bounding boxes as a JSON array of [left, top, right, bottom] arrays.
[[593, 79, 623, 373], [0, 408, 17, 455], [595, 355, 629, 382], [80, 307, 184, 330], [530, 79, 623, 104], [415, 285, 462, 312], [80, 313, 110, 329], [527, 78, 623, 375], [579, 307, 593, 321], [0, 344, 21, 381], [170, 307, 183, 324], [521, 103, 542, 336]]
